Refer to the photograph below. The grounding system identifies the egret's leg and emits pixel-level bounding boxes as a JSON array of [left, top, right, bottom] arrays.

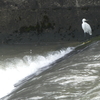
[[88, 34, 92, 40], [84, 33, 86, 37]]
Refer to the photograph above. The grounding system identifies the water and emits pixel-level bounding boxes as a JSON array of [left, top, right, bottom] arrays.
[[0, 43, 75, 99], [1, 41, 100, 100]]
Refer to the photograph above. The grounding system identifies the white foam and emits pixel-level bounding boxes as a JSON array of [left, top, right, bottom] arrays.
[[59, 76, 97, 85], [0, 47, 74, 98], [29, 96, 43, 100], [54, 95, 67, 99], [50, 75, 98, 86]]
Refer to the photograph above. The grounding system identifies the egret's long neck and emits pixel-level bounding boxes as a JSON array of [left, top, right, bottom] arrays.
[[82, 20, 85, 23]]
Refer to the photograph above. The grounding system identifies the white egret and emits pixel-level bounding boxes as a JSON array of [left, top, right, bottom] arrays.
[[82, 18, 92, 36]]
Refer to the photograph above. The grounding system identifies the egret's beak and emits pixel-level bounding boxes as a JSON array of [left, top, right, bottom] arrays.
[[86, 19, 88, 21]]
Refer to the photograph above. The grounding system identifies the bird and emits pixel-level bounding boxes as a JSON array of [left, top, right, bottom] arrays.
[[82, 18, 92, 36]]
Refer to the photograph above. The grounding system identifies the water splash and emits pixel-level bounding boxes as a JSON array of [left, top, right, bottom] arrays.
[[0, 47, 74, 98]]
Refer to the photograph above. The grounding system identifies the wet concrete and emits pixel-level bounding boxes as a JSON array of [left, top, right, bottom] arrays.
[[0, 0, 100, 43]]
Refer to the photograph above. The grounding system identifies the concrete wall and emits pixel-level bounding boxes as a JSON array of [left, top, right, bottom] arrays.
[[0, 0, 100, 43]]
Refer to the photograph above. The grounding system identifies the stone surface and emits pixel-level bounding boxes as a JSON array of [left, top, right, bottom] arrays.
[[0, 0, 100, 43]]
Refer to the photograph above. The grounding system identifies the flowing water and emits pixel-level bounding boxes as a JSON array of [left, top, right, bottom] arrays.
[[1, 41, 100, 100]]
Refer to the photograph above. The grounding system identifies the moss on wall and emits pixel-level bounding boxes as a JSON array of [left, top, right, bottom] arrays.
[[19, 15, 55, 34]]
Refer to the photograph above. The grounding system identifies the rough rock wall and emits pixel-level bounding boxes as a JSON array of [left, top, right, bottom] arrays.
[[0, 0, 100, 43]]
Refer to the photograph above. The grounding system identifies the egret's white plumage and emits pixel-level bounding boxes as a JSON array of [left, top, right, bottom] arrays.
[[82, 18, 92, 36]]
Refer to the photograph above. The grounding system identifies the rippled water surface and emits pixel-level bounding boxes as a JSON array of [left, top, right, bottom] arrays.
[[1, 41, 100, 100]]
